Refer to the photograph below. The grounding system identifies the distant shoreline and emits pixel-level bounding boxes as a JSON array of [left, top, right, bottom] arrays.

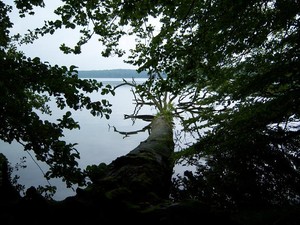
[[78, 69, 149, 78]]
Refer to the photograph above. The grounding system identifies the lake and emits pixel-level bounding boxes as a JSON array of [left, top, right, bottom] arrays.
[[0, 78, 193, 200]]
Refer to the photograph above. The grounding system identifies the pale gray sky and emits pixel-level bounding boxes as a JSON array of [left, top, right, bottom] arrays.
[[5, 0, 137, 70]]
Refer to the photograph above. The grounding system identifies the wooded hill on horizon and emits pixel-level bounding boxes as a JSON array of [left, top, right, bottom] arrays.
[[78, 69, 150, 78]]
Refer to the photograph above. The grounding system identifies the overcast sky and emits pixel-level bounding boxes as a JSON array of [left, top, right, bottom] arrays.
[[5, 0, 137, 70]]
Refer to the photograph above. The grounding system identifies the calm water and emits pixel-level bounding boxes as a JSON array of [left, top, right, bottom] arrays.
[[0, 78, 193, 200]]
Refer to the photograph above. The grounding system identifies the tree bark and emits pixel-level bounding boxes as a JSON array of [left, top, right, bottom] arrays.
[[79, 115, 175, 205]]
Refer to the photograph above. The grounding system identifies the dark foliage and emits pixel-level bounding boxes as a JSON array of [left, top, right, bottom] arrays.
[[0, 0, 114, 187]]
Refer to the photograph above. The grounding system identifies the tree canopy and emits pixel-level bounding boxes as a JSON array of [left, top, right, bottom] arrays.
[[1, 0, 299, 208], [0, 0, 114, 188]]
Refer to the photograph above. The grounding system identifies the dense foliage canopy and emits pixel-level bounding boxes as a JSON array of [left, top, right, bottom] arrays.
[[0, 0, 114, 188], [1, 0, 299, 208]]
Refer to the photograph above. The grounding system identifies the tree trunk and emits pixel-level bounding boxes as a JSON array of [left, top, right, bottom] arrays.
[[79, 115, 175, 205]]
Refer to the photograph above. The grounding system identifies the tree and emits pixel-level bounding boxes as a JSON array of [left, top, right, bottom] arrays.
[[0, 0, 114, 189], [165, 0, 300, 208], [2, 0, 300, 208]]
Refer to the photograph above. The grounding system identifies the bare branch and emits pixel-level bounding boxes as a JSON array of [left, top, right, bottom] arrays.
[[109, 124, 151, 139]]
